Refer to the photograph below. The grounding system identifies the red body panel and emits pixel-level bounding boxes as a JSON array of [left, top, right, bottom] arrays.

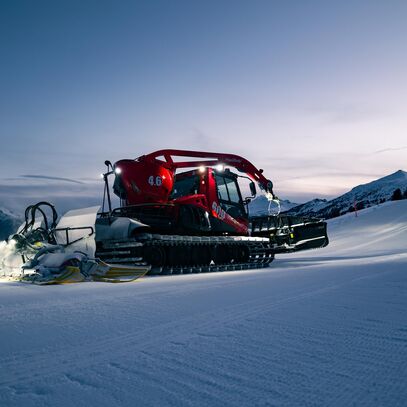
[[113, 150, 272, 235], [115, 159, 174, 204]]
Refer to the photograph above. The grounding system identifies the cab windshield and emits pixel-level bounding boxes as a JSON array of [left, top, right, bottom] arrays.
[[170, 174, 199, 199]]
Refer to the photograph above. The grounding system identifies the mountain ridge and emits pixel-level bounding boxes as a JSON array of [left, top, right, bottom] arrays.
[[287, 169, 407, 218], [0, 208, 21, 241]]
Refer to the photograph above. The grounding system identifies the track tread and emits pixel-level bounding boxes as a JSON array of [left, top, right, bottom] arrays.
[[96, 234, 274, 275]]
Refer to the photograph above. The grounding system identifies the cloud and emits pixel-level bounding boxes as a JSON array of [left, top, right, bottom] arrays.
[[189, 128, 216, 149], [303, 103, 385, 125], [328, 105, 382, 124], [277, 171, 383, 182], [0, 182, 104, 216], [19, 175, 84, 184], [176, 128, 227, 152], [372, 146, 407, 154]]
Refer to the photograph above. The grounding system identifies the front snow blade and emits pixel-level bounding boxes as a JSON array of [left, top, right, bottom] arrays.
[[250, 215, 329, 253]]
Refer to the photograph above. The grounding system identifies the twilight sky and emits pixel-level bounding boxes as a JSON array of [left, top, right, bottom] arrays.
[[1, 0, 406, 211]]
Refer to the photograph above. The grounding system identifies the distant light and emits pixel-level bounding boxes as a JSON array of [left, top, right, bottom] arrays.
[[198, 166, 206, 173], [115, 167, 122, 175], [215, 164, 224, 172]]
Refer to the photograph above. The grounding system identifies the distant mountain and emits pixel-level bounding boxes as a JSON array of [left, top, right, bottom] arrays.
[[287, 170, 407, 219], [248, 195, 299, 216], [0, 207, 21, 241], [287, 198, 329, 216]]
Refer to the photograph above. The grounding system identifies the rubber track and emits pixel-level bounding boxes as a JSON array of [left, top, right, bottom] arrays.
[[96, 234, 274, 275]]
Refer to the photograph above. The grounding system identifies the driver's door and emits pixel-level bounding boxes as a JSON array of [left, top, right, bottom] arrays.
[[215, 174, 247, 220]]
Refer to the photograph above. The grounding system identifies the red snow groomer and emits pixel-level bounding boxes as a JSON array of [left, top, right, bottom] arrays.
[[95, 149, 328, 274]]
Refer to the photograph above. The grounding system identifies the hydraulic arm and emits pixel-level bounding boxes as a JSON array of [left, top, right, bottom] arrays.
[[140, 149, 275, 198]]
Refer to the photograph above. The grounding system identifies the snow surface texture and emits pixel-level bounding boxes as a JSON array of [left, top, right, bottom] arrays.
[[0, 200, 406, 407]]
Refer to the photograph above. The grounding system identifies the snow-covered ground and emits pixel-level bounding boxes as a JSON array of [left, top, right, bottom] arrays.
[[1, 201, 406, 406]]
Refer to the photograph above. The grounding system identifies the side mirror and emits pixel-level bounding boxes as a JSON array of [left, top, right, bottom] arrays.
[[249, 181, 257, 197], [243, 181, 257, 206]]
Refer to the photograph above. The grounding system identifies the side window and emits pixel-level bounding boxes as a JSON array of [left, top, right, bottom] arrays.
[[215, 174, 242, 204], [215, 174, 246, 219], [216, 176, 229, 201], [225, 178, 240, 204]]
